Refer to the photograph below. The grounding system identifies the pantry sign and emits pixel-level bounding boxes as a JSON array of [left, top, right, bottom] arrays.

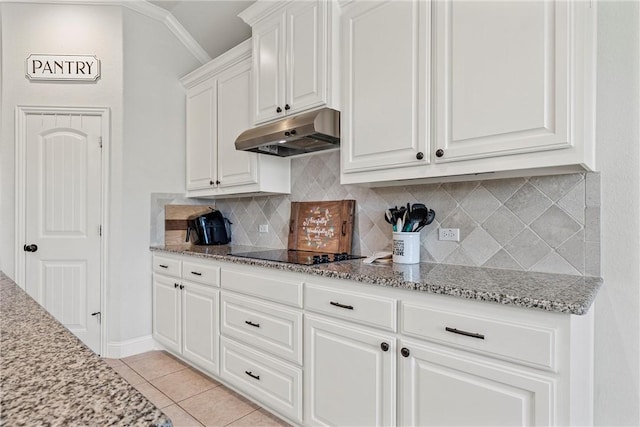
[[26, 54, 100, 82]]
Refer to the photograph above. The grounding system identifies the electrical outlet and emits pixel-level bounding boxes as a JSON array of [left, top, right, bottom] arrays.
[[439, 228, 460, 242], [259, 224, 269, 233]]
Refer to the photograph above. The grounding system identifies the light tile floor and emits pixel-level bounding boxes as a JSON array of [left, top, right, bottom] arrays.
[[104, 350, 289, 427]]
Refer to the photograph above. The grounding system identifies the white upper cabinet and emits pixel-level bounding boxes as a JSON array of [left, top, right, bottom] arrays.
[[181, 40, 290, 198], [341, 0, 596, 185], [341, 0, 430, 178], [240, 0, 337, 125]]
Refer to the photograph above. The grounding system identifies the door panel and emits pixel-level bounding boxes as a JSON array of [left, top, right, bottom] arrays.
[[253, 12, 286, 124], [182, 281, 219, 375], [341, 0, 430, 173], [399, 339, 554, 426], [24, 112, 102, 353], [186, 80, 217, 190], [152, 274, 181, 354], [217, 61, 258, 188], [287, 0, 326, 113], [305, 314, 395, 426], [434, 0, 570, 162]]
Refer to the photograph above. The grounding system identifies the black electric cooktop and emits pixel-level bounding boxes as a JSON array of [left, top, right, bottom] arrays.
[[230, 249, 364, 265]]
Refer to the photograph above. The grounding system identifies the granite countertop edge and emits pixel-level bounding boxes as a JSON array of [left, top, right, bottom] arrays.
[[150, 245, 602, 316]]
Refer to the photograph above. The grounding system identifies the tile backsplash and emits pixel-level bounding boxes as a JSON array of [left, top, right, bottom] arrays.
[[151, 151, 600, 276]]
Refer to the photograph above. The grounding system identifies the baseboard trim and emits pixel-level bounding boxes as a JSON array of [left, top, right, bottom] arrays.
[[105, 335, 156, 358]]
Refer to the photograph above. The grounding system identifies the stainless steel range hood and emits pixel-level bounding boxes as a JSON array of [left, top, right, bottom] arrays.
[[235, 108, 340, 158]]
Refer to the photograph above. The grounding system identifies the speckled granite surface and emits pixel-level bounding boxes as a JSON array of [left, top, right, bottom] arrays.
[[0, 273, 171, 427], [152, 244, 602, 315]]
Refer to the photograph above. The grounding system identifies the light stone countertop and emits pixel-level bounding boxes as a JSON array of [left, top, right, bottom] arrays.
[[152, 244, 602, 316], [0, 272, 172, 427]]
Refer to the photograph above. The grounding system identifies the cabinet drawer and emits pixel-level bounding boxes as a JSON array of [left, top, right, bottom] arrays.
[[401, 302, 556, 370], [304, 283, 397, 332], [183, 260, 220, 287], [221, 269, 302, 308], [153, 255, 181, 277], [221, 292, 302, 364], [220, 337, 302, 423]]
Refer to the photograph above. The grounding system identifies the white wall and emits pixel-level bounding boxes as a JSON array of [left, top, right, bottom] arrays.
[[0, 3, 200, 356], [0, 3, 123, 282], [111, 8, 198, 346], [595, 1, 640, 425]]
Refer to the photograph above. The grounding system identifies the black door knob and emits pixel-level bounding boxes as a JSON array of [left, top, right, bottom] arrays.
[[380, 342, 389, 352], [284, 104, 291, 110], [401, 347, 410, 357], [435, 149, 444, 158], [23, 244, 38, 252], [276, 107, 282, 113], [416, 152, 424, 160]]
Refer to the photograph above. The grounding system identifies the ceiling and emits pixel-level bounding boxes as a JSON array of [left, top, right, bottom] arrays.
[[148, 0, 255, 59]]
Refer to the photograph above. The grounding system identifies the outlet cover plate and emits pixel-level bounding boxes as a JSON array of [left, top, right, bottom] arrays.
[[439, 228, 460, 242]]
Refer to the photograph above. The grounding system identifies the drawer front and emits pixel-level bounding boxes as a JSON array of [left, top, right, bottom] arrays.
[[220, 337, 302, 423], [401, 302, 556, 371], [183, 260, 220, 287], [153, 255, 181, 277], [305, 283, 397, 332], [221, 292, 302, 364], [221, 269, 302, 308]]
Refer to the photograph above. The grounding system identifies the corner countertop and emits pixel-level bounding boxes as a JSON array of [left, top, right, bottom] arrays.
[[0, 273, 171, 427], [151, 245, 602, 316]]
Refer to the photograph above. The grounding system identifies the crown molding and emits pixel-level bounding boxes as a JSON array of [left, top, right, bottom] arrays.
[[1, 0, 212, 65], [123, 1, 211, 64]]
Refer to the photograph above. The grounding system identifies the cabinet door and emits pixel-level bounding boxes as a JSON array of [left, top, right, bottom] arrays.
[[434, 0, 570, 163], [217, 60, 258, 188], [304, 314, 395, 426], [186, 79, 217, 190], [152, 274, 181, 354], [252, 10, 286, 124], [341, 0, 430, 174], [182, 281, 220, 375], [399, 339, 554, 426], [286, 0, 326, 115]]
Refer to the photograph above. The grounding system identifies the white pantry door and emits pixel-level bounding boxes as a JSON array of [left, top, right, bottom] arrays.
[[23, 112, 103, 354]]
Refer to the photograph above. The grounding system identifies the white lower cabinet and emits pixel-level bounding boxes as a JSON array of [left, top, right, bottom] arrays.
[[304, 314, 396, 426], [152, 254, 593, 427], [152, 254, 221, 376], [398, 338, 554, 427]]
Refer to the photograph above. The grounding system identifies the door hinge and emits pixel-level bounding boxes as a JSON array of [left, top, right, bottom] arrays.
[[99, 225, 102, 236], [98, 137, 103, 148]]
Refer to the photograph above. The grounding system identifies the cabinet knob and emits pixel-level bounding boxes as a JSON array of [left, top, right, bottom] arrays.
[[179, 284, 184, 290], [216, 180, 221, 185], [401, 347, 411, 358], [284, 104, 291, 111], [435, 149, 444, 158], [416, 152, 424, 160], [209, 180, 214, 186], [284, 131, 290, 137], [276, 107, 282, 113], [380, 342, 389, 352], [23, 244, 38, 252], [290, 129, 297, 135], [174, 283, 179, 288]]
